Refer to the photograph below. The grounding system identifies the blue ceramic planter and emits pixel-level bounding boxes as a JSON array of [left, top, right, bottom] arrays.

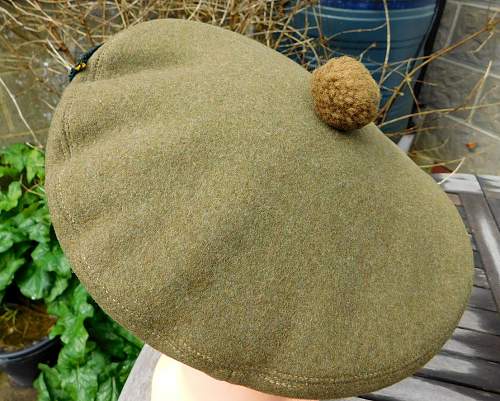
[[288, 0, 439, 134]]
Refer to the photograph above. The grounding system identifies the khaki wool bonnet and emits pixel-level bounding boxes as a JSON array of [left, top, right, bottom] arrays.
[[45, 18, 473, 400]]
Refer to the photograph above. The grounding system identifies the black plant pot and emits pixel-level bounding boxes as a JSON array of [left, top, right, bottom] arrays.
[[0, 336, 61, 387]]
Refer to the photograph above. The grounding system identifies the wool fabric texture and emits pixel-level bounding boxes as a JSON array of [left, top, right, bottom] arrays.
[[311, 56, 381, 131], [44, 18, 473, 400]]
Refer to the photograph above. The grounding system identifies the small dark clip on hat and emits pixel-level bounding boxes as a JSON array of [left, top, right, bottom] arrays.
[[68, 43, 102, 82]]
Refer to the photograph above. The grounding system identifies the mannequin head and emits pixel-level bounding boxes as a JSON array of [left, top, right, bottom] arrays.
[[151, 354, 319, 401]]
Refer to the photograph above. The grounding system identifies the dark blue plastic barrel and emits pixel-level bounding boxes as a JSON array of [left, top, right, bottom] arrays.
[[289, 0, 438, 134]]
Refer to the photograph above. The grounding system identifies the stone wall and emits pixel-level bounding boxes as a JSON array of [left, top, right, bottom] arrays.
[[414, 0, 500, 175]]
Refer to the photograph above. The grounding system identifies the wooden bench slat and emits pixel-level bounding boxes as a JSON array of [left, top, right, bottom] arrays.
[[363, 376, 500, 401], [477, 176, 500, 230], [457, 206, 472, 234], [456, 206, 469, 224], [443, 328, 500, 363], [469, 233, 478, 251], [118, 345, 160, 401], [469, 286, 497, 312], [461, 190, 500, 312], [416, 352, 500, 393], [459, 308, 500, 336], [433, 174, 482, 195], [474, 268, 490, 289], [474, 251, 484, 269], [447, 193, 462, 206]]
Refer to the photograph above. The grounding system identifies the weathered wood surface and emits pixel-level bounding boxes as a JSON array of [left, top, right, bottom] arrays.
[[469, 286, 497, 312], [436, 174, 482, 195], [469, 233, 478, 251], [459, 307, 500, 336], [118, 345, 160, 401], [477, 176, 500, 229], [474, 251, 483, 269], [439, 174, 500, 311], [417, 352, 500, 393], [364, 376, 500, 401], [474, 268, 489, 289], [442, 328, 500, 363], [119, 174, 500, 401]]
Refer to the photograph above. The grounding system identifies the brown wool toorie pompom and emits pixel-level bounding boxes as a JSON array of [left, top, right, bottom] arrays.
[[311, 56, 381, 131]]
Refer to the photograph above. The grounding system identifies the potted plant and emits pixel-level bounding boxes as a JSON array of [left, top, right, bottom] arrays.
[[0, 143, 64, 387], [0, 302, 60, 387], [0, 143, 143, 400]]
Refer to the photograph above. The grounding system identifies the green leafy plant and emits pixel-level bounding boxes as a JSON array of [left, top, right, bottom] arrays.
[[0, 143, 58, 303], [0, 143, 142, 401], [35, 280, 142, 401]]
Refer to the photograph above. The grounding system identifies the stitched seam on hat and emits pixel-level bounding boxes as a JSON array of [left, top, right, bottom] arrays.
[[62, 94, 77, 157], [60, 93, 75, 158], [156, 299, 469, 388], [58, 138, 66, 160], [93, 43, 106, 81], [90, 29, 123, 82], [52, 166, 470, 386], [150, 304, 467, 388]]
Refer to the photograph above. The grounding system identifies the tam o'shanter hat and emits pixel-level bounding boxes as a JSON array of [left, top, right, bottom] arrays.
[[45, 19, 473, 400]]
